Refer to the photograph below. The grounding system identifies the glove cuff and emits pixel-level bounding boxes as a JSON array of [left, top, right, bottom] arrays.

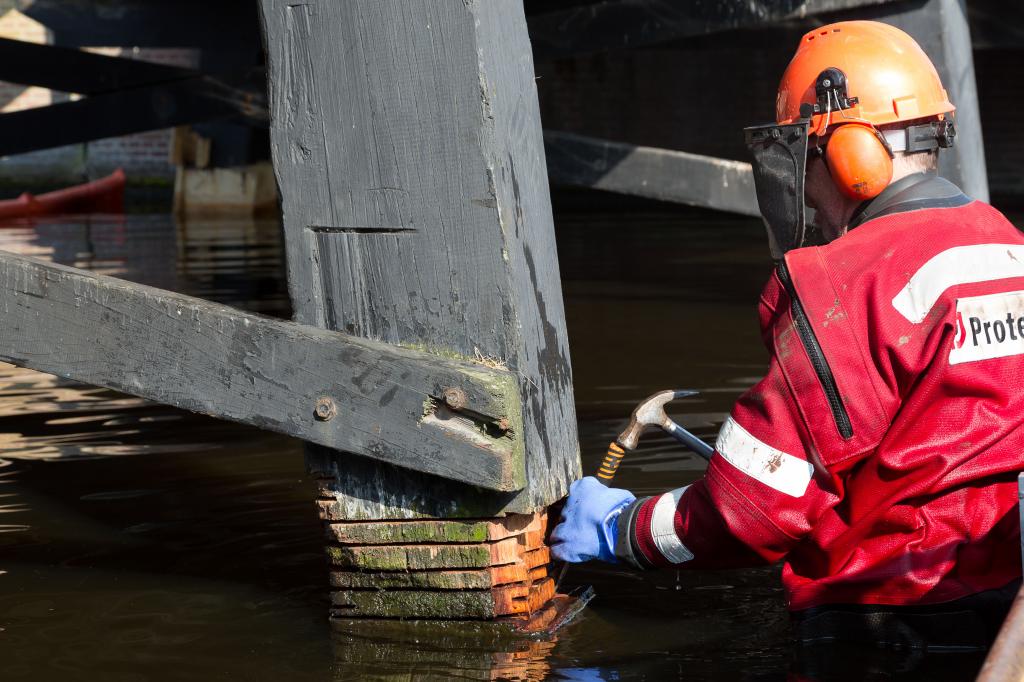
[[614, 496, 655, 569]]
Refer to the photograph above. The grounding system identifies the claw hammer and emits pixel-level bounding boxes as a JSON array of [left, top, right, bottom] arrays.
[[596, 389, 714, 485], [553, 389, 715, 591]]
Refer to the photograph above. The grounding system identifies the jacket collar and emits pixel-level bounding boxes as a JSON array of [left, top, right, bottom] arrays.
[[849, 172, 971, 230]]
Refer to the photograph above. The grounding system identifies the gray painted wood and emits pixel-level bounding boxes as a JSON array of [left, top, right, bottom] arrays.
[[0, 250, 524, 491], [545, 130, 758, 216], [260, 0, 580, 517]]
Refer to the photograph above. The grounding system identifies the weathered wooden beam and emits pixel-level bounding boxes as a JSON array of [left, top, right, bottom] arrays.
[[527, 0, 901, 59], [331, 579, 556, 620], [327, 537, 530, 571], [0, 72, 266, 157], [0, 250, 523, 492], [324, 512, 543, 545], [260, 0, 579, 620], [260, 0, 579, 517], [545, 130, 758, 215]]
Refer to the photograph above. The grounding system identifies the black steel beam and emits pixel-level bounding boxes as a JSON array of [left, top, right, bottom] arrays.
[[0, 37, 193, 94], [544, 130, 758, 215], [528, 0, 902, 59], [23, 0, 259, 50], [0, 73, 266, 157]]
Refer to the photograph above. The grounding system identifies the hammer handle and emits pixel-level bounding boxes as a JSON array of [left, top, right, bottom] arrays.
[[664, 420, 715, 461], [596, 441, 626, 485]]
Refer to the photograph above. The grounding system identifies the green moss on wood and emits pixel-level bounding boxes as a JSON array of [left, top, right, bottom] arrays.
[[328, 543, 493, 570], [331, 570, 492, 590], [397, 342, 468, 362], [332, 589, 497, 619], [459, 365, 525, 488], [328, 519, 491, 545], [318, 498, 509, 522]]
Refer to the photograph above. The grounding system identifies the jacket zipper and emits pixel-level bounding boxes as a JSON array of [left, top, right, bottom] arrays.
[[777, 261, 854, 439]]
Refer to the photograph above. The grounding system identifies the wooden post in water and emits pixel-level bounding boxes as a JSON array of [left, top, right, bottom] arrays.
[[258, 1, 580, 620]]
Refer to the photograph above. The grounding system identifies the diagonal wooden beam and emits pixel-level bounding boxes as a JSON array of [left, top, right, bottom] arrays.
[[0, 250, 524, 492], [0, 37, 194, 94], [544, 130, 758, 216]]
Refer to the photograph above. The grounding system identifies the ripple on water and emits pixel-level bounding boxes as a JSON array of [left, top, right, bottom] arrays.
[[0, 208, 999, 680]]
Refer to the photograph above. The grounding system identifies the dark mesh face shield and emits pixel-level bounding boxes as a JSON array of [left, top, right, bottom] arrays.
[[744, 121, 810, 259]]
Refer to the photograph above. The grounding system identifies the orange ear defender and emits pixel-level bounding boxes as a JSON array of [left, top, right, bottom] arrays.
[[823, 124, 894, 201]]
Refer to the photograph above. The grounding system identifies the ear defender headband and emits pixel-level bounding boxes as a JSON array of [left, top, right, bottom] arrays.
[[800, 67, 956, 202]]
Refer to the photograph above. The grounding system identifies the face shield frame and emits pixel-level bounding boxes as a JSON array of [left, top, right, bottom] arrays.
[[743, 119, 811, 260]]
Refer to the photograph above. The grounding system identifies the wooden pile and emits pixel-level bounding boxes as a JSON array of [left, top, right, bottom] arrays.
[[322, 508, 555, 620]]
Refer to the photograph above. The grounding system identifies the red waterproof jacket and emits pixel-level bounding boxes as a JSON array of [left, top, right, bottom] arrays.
[[618, 175, 1024, 611]]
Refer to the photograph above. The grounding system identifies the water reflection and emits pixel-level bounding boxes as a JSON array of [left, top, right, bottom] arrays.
[[0, 213, 287, 312], [330, 619, 560, 681], [0, 205, 1012, 680], [0, 213, 289, 462]]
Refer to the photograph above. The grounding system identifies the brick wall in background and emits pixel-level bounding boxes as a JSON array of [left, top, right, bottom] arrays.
[[0, 8, 200, 189]]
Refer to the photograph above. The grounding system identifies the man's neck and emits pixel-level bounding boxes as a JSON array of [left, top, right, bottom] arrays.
[[849, 172, 967, 230]]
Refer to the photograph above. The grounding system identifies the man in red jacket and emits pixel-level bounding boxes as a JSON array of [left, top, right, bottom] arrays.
[[551, 20, 1022, 650]]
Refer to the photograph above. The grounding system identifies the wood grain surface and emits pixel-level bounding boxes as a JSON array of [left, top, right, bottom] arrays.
[[545, 129, 759, 216], [0, 249, 523, 491], [260, 0, 580, 516]]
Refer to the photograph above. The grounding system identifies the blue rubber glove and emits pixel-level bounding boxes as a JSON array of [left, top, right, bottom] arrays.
[[550, 476, 636, 563]]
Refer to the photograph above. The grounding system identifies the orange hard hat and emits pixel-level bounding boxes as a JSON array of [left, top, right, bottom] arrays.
[[776, 20, 954, 136]]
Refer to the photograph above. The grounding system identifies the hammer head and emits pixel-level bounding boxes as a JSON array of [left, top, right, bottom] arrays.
[[617, 389, 697, 450]]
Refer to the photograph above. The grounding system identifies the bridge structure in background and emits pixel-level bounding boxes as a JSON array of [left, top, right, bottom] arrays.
[[0, 0, 993, 209]]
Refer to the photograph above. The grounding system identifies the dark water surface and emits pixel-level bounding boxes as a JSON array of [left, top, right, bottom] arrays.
[[0, 207, 1003, 680]]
